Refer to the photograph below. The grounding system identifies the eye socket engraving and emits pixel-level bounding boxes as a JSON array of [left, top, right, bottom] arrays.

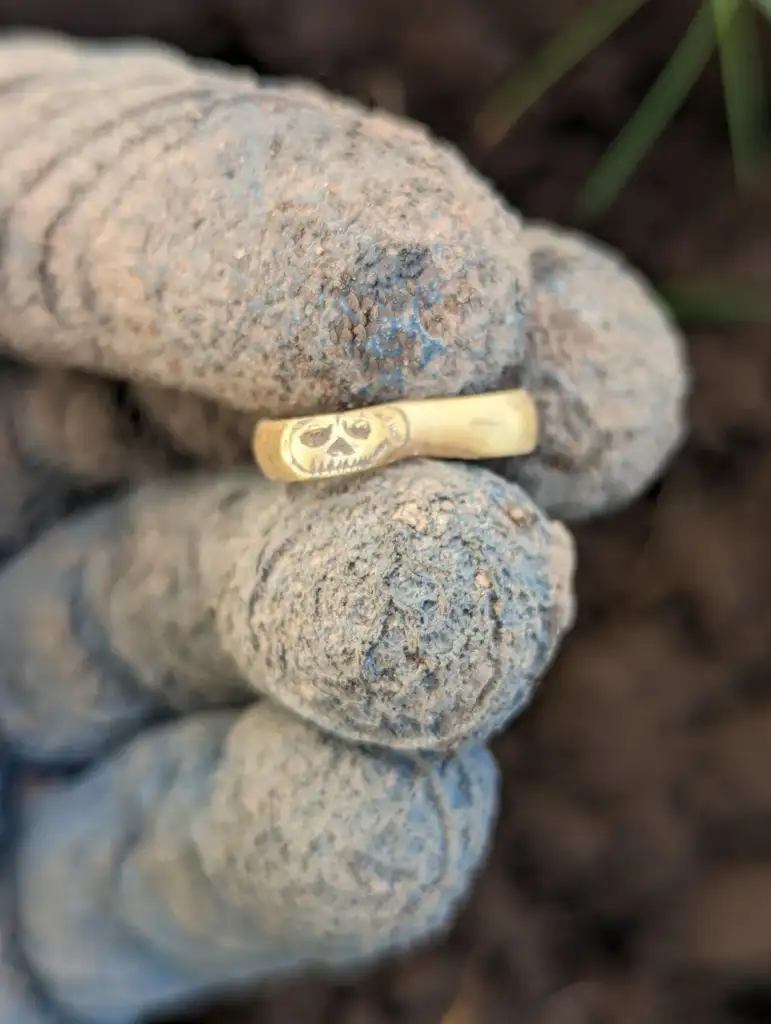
[[343, 419, 372, 440], [299, 425, 334, 448]]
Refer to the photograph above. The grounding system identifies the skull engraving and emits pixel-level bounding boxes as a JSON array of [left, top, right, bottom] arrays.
[[283, 407, 410, 479]]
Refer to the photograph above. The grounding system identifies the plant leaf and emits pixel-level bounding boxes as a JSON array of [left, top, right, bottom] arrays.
[[711, 0, 767, 186], [660, 281, 771, 323], [576, 0, 718, 221], [474, 0, 649, 147], [750, 0, 771, 19]]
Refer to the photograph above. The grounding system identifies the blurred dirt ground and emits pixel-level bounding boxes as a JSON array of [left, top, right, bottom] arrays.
[[3, 1, 771, 1022]]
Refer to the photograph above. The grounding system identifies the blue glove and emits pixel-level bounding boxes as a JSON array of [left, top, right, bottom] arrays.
[[0, 33, 686, 1024]]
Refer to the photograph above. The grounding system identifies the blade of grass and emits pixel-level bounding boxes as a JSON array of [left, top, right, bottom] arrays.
[[711, 0, 767, 186], [750, 0, 771, 18], [474, 0, 649, 147], [576, 1, 718, 222], [660, 282, 771, 323]]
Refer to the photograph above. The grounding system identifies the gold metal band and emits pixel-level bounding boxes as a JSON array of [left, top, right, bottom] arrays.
[[252, 388, 538, 483]]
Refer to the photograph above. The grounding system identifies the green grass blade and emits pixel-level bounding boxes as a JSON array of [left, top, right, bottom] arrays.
[[474, 0, 649, 147], [576, 1, 717, 221], [660, 282, 771, 323], [711, 0, 767, 186], [750, 0, 771, 19]]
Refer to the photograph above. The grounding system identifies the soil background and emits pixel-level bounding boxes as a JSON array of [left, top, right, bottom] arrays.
[[2, 1, 771, 1022]]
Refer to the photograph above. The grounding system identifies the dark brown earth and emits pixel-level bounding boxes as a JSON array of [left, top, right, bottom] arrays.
[[3, 1, 771, 1022]]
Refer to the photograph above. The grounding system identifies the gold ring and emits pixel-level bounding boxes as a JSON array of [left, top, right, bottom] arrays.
[[252, 388, 538, 483]]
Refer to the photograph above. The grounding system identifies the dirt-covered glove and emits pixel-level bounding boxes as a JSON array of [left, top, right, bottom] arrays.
[[0, 32, 688, 1024]]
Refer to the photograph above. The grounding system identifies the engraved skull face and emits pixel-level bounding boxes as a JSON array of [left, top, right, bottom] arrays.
[[284, 408, 409, 479]]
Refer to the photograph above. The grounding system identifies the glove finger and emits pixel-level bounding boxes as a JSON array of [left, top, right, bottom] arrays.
[[0, 34, 530, 424], [0, 460, 574, 766], [1, 34, 690, 521], [0, 875, 66, 1024], [16, 701, 498, 1024], [0, 738, 65, 1022], [502, 223, 690, 520], [0, 358, 184, 561]]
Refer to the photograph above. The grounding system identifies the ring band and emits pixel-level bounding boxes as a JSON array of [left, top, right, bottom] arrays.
[[252, 388, 538, 483]]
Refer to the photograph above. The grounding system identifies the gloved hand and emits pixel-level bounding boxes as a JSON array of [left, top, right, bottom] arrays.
[[0, 32, 689, 1024]]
